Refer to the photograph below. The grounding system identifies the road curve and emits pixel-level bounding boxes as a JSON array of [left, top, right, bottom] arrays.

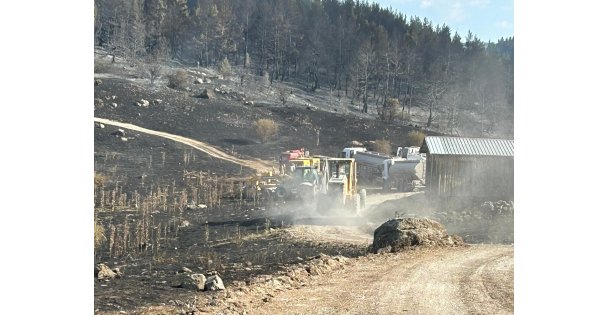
[[94, 117, 276, 172], [252, 245, 514, 315]]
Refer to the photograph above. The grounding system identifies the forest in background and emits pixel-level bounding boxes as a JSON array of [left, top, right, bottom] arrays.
[[94, 0, 514, 138]]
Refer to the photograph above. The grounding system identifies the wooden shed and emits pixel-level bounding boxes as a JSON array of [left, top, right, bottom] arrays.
[[420, 136, 514, 199]]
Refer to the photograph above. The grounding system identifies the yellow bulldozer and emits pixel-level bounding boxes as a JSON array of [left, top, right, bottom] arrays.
[[274, 156, 366, 214], [318, 157, 366, 214]]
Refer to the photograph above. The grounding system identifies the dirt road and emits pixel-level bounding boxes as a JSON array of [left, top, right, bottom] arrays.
[[250, 245, 513, 315], [94, 117, 276, 172], [265, 192, 513, 315]]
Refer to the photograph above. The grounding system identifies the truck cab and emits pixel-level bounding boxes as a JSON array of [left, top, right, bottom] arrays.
[[340, 147, 367, 158]]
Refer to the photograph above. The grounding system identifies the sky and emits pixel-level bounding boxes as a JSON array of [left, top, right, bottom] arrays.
[[372, 0, 513, 43]]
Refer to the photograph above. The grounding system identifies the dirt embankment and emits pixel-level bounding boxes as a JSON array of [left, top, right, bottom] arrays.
[[97, 245, 513, 315]]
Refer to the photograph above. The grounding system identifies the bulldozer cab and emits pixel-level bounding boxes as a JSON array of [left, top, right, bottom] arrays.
[[293, 166, 318, 183], [326, 158, 357, 196]]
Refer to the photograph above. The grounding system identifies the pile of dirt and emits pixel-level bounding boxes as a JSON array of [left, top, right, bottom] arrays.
[[371, 218, 465, 253]]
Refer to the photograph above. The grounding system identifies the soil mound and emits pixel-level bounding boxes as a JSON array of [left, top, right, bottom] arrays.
[[371, 218, 464, 253]]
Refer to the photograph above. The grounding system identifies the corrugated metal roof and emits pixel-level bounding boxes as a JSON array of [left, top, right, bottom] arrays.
[[420, 136, 514, 156]]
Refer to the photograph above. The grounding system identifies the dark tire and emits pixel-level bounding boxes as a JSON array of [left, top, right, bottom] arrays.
[[276, 186, 287, 199], [359, 189, 367, 208]]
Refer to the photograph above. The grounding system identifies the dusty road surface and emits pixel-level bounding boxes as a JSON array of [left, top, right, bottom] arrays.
[[249, 245, 514, 315], [94, 117, 276, 171]]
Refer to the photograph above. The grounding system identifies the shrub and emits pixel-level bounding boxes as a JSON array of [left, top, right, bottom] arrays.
[[218, 57, 232, 76], [406, 131, 426, 146], [386, 98, 399, 121], [372, 139, 391, 155], [167, 69, 189, 90], [148, 63, 163, 85], [254, 119, 278, 143], [378, 98, 400, 122]]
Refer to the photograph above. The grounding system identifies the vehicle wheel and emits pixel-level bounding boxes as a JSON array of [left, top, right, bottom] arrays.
[[276, 186, 287, 199], [359, 189, 367, 208]]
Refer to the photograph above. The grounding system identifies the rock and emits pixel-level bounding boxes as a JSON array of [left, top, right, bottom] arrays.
[[112, 267, 123, 277], [120, 137, 128, 142], [153, 99, 163, 105], [94, 98, 104, 106], [178, 273, 206, 290], [371, 218, 464, 253], [178, 220, 190, 228], [111, 129, 125, 137], [95, 122, 105, 129], [186, 204, 207, 210], [96, 263, 117, 280], [181, 267, 193, 273], [204, 275, 225, 291], [349, 140, 363, 147], [243, 100, 254, 106], [111, 102, 118, 108], [112, 95, 116, 100], [95, 79, 102, 86], [135, 99, 150, 107], [198, 89, 213, 99], [194, 78, 204, 84]]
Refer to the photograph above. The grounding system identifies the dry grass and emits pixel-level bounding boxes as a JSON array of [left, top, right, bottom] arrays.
[[94, 172, 105, 188], [94, 219, 106, 249], [94, 172, 258, 260]]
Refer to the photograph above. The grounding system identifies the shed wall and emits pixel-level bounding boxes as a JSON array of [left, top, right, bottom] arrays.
[[425, 155, 514, 199]]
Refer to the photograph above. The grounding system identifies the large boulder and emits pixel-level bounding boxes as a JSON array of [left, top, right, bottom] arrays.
[[371, 218, 464, 253], [177, 273, 206, 290]]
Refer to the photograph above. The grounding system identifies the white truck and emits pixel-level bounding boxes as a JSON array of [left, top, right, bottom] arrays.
[[341, 146, 425, 192]]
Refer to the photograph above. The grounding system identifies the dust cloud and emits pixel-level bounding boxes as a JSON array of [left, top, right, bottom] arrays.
[[268, 189, 513, 245]]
